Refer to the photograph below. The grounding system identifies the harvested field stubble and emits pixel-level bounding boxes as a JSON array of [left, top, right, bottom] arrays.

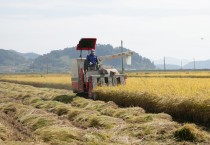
[[0, 82, 209, 144]]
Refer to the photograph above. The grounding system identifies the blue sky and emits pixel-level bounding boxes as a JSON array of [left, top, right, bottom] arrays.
[[0, 0, 210, 61]]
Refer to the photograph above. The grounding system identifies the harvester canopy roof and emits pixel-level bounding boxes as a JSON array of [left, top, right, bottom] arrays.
[[76, 38, 97, 50]]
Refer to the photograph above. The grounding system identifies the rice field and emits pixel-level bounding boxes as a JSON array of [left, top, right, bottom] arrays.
[[94, 77, 210, 125], [127, 71, 210, 78], [0, 74, 71, 90], [1, 71, 210, 143], [0, 82, 205, 144]]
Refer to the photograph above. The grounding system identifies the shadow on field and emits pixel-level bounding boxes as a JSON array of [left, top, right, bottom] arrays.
[[53, 94, 76, 104], [76, 92, 88, 98]]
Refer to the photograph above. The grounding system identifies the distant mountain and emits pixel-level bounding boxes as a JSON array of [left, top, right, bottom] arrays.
[[0, 45, 155, 73], [156, 64, 181, 70], [155, 58, 210, 70], [0, 49, 40, 73], [2, 47, 210, 72], [0, 49, 26, 66], [184, 60, 210, 69], [33, 44, 156, 73], [9, 50, 40, 60], [20, 52, 40, 60], [154, 57, 190, 66]]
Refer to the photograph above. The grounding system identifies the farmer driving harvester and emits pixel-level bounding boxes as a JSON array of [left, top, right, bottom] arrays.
[[85, 49, 99, 71]]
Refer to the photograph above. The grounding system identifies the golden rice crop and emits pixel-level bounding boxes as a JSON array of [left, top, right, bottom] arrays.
[[0, 74, 71, 90], [1, 72, 210, 126], [1, 73, 210, 143], [127, 71, 210, 78], [2, 82, 202, 144], [94, 77, 210, 125]]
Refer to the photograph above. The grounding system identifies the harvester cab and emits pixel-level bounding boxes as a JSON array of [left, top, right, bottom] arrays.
[[71, 38, 133, 99]]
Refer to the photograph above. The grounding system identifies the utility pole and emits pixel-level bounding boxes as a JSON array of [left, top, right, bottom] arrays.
[[46, 56, 49, 74], [193, 58, 196, 70], [164, 56, 166, 71], [32, 61, 34, 73], [121, 40, 124, 74], [181, 60, 182, 70]]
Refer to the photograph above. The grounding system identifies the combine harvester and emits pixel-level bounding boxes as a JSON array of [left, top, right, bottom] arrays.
[[71, 38, 133, 99]]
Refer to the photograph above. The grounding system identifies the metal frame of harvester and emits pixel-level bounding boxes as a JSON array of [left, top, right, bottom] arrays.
[[71, 38, 133, 99]]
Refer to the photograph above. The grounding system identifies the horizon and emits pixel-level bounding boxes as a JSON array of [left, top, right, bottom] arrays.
[[2, 46, 210, 63], [1, 0, 210, 61]]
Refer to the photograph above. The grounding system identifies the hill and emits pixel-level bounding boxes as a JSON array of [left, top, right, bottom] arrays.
[[8, 50, 40, 60], [33, 44, 156, 73], [154, 57, 210, 70], [154, 57, 190, 66], [156, 64, 181, 70], [184, 60, 210, 69], [19, 52, 40, 60], [0, 49, 26, 66], [0, 49, 41, 73], [158, 59, 210, 70], [0, 45, 155, 73]]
